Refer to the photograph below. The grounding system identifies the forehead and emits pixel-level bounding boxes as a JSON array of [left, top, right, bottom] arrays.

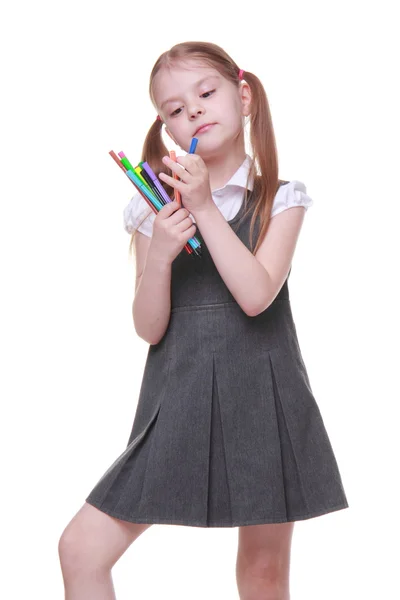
[[153, 61, 222, 108]]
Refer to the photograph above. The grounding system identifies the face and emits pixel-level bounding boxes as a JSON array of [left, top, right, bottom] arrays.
[[152, 60, 251, 155]]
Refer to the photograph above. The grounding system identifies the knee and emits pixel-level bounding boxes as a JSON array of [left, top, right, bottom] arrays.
[[58, 523, 92, 575], [238, 548, 283, 578], [246, 558, 284, 582], [237, 554, 289, 599]]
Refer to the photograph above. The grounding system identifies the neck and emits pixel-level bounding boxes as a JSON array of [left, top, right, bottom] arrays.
[[201, 138, 247, 191]]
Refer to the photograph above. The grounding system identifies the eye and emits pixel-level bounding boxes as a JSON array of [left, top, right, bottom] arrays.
[[201, 89, 215, 98], [169, 90, 216, 117]]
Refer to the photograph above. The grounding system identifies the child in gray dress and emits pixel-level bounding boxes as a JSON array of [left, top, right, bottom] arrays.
[[59, 40, 349, 600]]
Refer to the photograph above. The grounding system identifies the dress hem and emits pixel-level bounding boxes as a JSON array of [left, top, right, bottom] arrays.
[[85, 497, 349, 528]]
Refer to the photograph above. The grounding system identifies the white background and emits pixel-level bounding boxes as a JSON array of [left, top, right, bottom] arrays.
[[1, 0, 399, 598]]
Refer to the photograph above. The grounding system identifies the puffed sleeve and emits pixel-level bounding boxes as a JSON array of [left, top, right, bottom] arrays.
[[271, 180, 314, 218], [123, 192, 155, 237]]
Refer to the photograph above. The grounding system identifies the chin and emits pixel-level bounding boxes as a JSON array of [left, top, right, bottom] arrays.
[[198, 136, 231, 155]]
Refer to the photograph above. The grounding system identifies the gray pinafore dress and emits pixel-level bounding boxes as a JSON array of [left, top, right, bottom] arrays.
[[85, 182, 349, 527]]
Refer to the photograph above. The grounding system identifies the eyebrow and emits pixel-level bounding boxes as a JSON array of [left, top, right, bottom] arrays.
[[160, 75, 221, 110]]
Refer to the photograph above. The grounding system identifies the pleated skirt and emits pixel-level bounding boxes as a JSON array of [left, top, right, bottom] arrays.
[[85, 299, 349, 527]]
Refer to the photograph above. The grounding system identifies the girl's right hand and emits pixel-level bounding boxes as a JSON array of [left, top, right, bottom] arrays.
[[150, 201, 197, 264]]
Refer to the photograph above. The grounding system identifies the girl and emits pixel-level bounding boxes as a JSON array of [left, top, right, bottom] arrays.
[[59, 41, 349, 600]]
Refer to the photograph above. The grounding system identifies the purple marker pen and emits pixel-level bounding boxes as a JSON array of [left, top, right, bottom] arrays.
[[141, 162, 173, 204]]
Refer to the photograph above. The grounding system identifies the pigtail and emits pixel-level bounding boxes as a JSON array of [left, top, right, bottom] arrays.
[[141, 118, 173, 185], [238, 70, 279, 254]]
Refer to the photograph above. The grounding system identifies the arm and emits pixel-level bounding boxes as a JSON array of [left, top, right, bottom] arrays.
[[194, 203, 307, 316], [132, 231, 172, 345]]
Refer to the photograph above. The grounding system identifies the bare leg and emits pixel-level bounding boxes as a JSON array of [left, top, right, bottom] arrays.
[[236, 521, 294, 600], [58, 502, 153, 600]]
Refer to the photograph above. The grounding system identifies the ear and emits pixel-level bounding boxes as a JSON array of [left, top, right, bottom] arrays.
[[240, 81, 252, 117], [165, 127, 179, 146]]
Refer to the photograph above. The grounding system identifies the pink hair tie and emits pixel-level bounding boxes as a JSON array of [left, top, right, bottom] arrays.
[[238, 69, 244, 80], [156, 115, 162, 122]]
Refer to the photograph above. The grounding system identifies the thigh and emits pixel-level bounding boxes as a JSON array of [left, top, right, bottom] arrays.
[[59, 502, 153, 570], [237, 522, 295, 573]]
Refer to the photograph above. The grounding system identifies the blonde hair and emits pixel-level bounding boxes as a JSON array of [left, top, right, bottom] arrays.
[[128, 41, 283, 257]]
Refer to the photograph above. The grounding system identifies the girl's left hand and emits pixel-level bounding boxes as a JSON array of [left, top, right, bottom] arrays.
[[159, 154, 214, 217]]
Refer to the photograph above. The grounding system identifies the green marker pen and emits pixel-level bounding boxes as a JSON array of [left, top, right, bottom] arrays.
[[118, 151, 135, 172]]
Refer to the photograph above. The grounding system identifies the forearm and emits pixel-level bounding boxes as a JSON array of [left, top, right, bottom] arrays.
[[194, 203, 272, 316], [133, 247, 172, 345]]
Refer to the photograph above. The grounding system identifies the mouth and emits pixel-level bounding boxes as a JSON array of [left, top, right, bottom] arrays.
[[194, 122, 217, 135]]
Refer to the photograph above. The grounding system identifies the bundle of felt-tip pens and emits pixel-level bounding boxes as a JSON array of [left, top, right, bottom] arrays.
[[109, 137, 202, 258]]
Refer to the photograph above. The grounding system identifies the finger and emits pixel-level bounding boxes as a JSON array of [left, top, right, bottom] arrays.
[[161, 156, 189, 181], [160, 200, 180, 214], [158, 171, 186, 193], [176, 154, 203, 174]]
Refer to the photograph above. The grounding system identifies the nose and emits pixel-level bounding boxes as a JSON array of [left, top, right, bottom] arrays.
[[189, 106, 204, 120]]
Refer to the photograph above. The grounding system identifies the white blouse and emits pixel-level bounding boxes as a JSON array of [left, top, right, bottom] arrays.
[[123, 154, 313, 237]]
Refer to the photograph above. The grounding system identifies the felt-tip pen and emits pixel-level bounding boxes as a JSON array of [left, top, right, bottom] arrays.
[[189, 137, 198, 154], [118, 151, 135, 172]]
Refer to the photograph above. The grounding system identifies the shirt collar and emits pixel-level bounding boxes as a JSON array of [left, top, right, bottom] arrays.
[[212, 154, 254, 193]]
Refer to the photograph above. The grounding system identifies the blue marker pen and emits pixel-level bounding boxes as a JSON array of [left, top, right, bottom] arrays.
[[189, 137, 198, 154]]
